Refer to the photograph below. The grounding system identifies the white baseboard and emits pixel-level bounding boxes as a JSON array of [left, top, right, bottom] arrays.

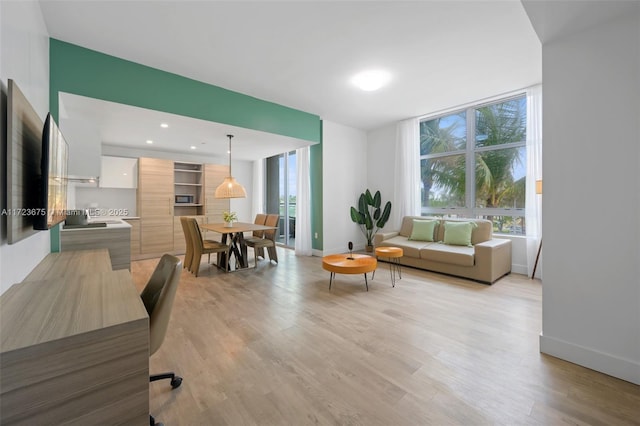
[[511, 263, 528, 275], [540, 333, 640, 385]]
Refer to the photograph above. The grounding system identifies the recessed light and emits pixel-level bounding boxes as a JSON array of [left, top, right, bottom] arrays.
[[160, 123, 169, 128], [146, 140, 153, 144], [123, 173, 127, 176], [351, 69, 391, 91], [190, 146, 196, 150]]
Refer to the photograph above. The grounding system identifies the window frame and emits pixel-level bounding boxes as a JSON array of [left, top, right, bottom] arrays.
[[419, 93, 527, 234]]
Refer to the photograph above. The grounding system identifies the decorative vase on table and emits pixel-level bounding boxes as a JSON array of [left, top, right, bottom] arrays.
[[223, 211, 237, 228]]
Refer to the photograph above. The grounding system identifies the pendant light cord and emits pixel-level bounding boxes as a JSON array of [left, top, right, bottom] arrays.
[[227, 134, 233, 176]]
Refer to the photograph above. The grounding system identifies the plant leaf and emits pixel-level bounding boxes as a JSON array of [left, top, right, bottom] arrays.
[[373, 191, 381, 209], [365, 189, 374, 205]]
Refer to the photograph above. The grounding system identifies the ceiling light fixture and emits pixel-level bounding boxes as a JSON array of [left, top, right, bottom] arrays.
[[215, 134, 247, 199], [146, 140, 153, 144], [160, 123, 169, 128], [351, 69, 391, 91], [190, 145, 196, 150]]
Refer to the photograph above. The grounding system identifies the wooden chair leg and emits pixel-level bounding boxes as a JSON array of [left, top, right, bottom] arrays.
[[267, 245, 278, 263], [192, 253, 202, 277]]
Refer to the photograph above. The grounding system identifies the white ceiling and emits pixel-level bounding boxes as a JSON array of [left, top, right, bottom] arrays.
[[58, 92, 314, 161], [40, 0, 541, 157]]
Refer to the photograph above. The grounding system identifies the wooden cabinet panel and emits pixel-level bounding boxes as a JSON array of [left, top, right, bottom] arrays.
[[139, 196, 173, 217], [123, 219, 141, 260], [141, 226, 174, 254], [60, 227, 131, 271], [138, 158, 174, 255]]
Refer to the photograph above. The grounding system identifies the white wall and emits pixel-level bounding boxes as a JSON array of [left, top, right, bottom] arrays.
[[367, 124, 398, 229], [74, 187, 137, 216], [0, 0, 50, 294], [228, 160, 253, 223], [322, 120, 367, 254], [539, 10, 640, 384]]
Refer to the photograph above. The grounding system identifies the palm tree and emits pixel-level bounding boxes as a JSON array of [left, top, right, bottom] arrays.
[[420, 114, 466, 207], [475, 99, 526, 210], [420, 98, 526, 219]]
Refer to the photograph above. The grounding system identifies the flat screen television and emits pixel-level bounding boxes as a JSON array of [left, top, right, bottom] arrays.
[[33, 113, 69, 230]]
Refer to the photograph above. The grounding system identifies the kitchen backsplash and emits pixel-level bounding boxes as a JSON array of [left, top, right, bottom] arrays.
[[74, 187, 137, 217]]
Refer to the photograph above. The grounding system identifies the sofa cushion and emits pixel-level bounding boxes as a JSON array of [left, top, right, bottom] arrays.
[[377, 236, 434, 258], [399, 216, 440, 238], [443, 221, 476, 246], [435, 218, 493, 244], [409, 219, 438, 242], [420, 244, 475, 267]]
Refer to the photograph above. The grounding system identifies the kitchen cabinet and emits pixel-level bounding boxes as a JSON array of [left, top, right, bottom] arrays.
[[138, 158, 174, 255], [174, 162, 203, 216], [61, 118, 101, 178], [123, 218, 140, 260], [136, 159, 231, 257], [60, 221, 132, 270], [100, 156, 138, 188]]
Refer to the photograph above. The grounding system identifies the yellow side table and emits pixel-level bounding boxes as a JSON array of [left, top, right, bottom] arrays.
[[374, 247, 403, 287], [322, 253, 377, 291]]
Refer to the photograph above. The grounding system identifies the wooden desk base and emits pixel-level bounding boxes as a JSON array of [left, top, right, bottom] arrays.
[[1, 252, 149, 425]]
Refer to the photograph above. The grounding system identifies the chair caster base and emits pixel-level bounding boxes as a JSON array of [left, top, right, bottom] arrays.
[[171, 376, 183, 389]]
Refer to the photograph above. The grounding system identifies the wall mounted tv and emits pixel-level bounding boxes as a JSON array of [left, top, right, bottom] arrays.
[[7, 80, 42, 243], [33, 113, 69, 230]]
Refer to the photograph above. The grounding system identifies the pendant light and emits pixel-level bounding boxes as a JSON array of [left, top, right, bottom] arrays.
[[215, 134, 247, 198]]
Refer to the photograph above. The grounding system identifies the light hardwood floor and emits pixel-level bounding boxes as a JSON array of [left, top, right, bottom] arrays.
[[131, 249, 640, 425]]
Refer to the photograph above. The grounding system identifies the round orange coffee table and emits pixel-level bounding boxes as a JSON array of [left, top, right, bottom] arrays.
[[322, 253, 377, 291], [374, 247, 403, 287]]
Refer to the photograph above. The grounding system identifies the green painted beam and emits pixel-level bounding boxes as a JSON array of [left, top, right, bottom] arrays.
[[49, 39, 320, 142]]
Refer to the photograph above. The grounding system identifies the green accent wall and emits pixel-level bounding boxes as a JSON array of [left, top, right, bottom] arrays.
[[50, 223, 61, 253], [49, 38, 323, 252], [311, 122, 323, 251]]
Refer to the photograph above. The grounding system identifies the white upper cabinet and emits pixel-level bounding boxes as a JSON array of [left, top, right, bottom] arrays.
[[60, 118, 101, 178], [100, 156, 138, 188]]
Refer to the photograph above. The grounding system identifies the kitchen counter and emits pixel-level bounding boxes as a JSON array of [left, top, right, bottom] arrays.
[[60, 219, 132, 270]]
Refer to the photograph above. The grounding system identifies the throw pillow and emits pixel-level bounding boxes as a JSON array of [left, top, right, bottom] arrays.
[[409, 219, 438, 242], [443, 221, 476, 246]]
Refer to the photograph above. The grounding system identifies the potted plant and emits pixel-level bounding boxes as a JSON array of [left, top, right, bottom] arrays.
[[350, 189, 392, 252], [222, 211, 238, 227]]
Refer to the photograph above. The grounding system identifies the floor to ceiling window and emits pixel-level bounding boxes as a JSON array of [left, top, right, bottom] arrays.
[[420, 94, 527, 235], [265, 151, 296, 247]]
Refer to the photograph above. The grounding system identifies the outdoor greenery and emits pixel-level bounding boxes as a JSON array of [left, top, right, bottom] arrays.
[[420, 96, 527, 234]]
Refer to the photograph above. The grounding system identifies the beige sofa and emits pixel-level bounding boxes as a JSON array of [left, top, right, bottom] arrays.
[[373, 216, 511, 284]]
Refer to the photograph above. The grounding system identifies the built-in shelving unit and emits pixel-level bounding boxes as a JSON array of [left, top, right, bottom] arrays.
[[174, 162, 203, 216]]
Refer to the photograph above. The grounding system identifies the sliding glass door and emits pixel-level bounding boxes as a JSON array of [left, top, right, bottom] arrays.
[[265, 151, 296, 247]]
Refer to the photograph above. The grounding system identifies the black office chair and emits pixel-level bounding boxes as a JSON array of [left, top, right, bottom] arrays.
[[140, 254, 183, 426]]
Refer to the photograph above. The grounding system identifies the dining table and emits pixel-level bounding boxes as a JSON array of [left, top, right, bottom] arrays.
[[200, 222, 277, 271]]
